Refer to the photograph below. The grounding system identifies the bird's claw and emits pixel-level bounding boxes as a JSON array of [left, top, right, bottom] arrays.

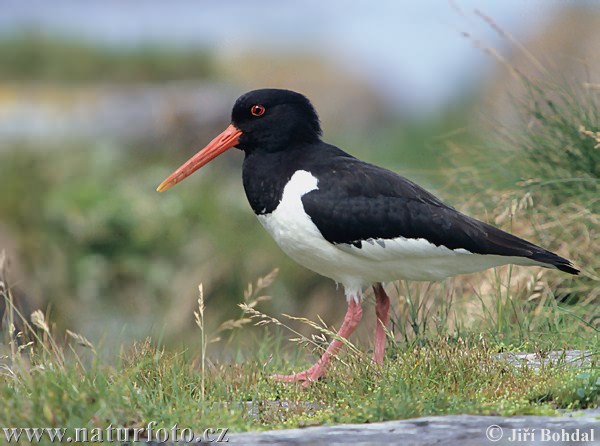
[[270, 366, 325, 387]]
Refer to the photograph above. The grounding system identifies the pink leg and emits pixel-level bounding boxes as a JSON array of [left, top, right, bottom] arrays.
[[372, 283, 390, 365], [272, 299, 363, 385]]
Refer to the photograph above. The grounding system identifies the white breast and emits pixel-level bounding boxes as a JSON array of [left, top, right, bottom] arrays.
[[257, 170, 539, 300]]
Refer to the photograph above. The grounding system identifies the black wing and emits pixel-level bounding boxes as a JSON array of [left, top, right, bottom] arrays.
[[301, 156, 578, 274]]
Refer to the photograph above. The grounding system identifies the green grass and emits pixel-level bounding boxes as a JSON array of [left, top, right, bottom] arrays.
[[1, 266, 598, 434], [506, 80, 600, 203], [0, 323, 598, 433]]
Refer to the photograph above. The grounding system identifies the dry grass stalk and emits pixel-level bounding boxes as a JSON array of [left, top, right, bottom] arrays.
[[194, 284, 207, 401], [283, 313, 360, 355], [578, 125, 600, 149], [30, 309, 65, 370], [460, 31, 523, 82], [66, 329, 96, 354], [218, 269, 277, 335], [1, 252, 75, 373], [0, 249, 17, 361], [474, 9, 547, 75], [30, 310, 50, 334]]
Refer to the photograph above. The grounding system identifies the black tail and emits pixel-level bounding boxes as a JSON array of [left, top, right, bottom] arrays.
[[473, 220, 579, 275], [530, 251, 579, 275]]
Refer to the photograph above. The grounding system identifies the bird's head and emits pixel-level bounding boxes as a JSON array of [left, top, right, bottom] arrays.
[[157, 88, 321, 192]]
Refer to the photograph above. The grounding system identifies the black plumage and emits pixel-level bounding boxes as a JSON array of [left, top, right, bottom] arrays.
[[242, 140, 578, 275]]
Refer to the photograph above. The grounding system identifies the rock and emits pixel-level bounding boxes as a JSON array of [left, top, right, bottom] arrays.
[[224, 409, 600, 445], [494, 350, 594, 371]]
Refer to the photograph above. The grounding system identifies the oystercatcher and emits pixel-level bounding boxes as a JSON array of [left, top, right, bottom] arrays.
[[157, 88, 578, 384]]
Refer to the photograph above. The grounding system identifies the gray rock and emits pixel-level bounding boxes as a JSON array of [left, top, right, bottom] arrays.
[[226, 409, 600, 445], [493, 350, 594, 371]]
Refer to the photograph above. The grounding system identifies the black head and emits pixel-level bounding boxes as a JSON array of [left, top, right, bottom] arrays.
[[231, 89, 322, 152], [156, 88, 321, 192]]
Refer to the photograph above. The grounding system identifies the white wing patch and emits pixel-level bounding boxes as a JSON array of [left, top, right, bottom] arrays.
[[337, 237, 472, 260]]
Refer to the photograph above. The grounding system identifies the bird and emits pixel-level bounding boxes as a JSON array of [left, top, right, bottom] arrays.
[[157, 88, 578, 384]]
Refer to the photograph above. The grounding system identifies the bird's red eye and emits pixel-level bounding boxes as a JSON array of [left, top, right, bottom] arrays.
[[250, 104, 266, 117]]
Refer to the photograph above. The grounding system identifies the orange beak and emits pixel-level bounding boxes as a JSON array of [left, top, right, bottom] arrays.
[[156, 124, 242, 192]]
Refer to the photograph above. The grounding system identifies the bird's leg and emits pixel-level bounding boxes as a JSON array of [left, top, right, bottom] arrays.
[[271, 299, 363, 385], [372, 283, 390, 365]]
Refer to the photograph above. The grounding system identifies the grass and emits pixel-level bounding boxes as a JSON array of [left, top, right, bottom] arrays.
[[1, 263, 598, 435]]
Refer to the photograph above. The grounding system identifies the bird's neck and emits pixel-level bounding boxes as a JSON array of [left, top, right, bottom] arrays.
[[242, 147, 305, 215]]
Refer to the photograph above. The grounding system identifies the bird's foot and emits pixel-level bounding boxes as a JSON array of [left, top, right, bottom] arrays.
[[270, 300, 363, 387], [270, 364, 326, 387]]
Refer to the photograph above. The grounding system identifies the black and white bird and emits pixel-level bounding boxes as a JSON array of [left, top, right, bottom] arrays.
[[157, 88, 578, 384]]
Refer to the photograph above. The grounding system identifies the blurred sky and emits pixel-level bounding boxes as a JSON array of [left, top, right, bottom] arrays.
[[0, 0, 591, 113]]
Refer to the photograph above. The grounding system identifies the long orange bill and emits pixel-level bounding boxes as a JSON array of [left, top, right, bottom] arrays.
[[156, 124, 242, 192]]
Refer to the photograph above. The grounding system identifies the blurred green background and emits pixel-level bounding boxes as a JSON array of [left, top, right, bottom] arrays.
[[0, 1, 598, 353]]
